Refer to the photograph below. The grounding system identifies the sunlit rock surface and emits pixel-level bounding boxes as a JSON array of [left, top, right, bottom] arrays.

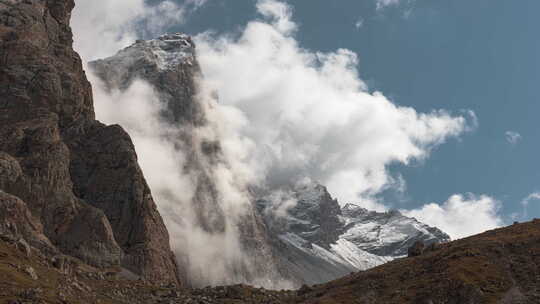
[[0, 0, 180, 285]]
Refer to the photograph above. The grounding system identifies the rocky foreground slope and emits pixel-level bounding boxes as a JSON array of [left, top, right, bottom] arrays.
[[297, 219, 540, 304], [1, 219, 539, 303], [0, 0, 179, 284]]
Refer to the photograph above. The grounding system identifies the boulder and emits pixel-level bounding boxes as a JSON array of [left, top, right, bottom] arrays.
[[408, 241, 425, 257]]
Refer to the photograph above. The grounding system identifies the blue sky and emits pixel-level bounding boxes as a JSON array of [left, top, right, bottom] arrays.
[[161, 0, 540, 224], [72, 0, 540, 238]]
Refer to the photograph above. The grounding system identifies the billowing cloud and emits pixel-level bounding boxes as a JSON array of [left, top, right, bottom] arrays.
[[196, 0, 474, 211], [404, 194, 504, 240], [71, 0, 184, 61], [505, 131, 522, 145], [71, 0, 210, 62]]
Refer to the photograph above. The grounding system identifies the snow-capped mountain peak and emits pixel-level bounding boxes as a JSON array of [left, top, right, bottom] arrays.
[[257, 182, 450, 284], [90, 33, 196, 84], [137, 33, 196, 70]]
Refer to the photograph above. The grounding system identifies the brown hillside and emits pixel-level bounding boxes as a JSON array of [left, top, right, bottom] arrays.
[[1, 220, 540, 303], [296, 220, 540, 304]]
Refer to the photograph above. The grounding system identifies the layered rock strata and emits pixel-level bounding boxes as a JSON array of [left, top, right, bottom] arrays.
[[0, 0, 180, 284]]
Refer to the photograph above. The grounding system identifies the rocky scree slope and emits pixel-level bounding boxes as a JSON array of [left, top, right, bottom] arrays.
[[0, 235, 296, 304], [0, 0, 179, 284], [257, 182, 450, 285]]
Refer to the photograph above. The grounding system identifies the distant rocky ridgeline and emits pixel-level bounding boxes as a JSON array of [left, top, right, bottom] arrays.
[[256, 182, 450, 285], [0, 0, 179, 284]]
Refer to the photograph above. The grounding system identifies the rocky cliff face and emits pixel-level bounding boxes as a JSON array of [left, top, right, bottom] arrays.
[[88, 33, 285, 288], [257, 182, 450, 285], [88, 34, 224, 235], [0, 0, 179, 285]]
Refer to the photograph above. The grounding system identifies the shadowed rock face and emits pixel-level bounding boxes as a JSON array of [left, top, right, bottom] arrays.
[[0, 0, 180, 285], [89, 33, 285, 288], [89, 34, 227, 235]]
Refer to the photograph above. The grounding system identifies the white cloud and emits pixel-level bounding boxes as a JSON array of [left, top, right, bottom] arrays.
[[71, 0, 210, 62], [522, 192, 540, 206], [376, 0, 402, 9], [196, 0, 474, 211], [505, 131, 522, 145], [71, 0, 186, 61], [520, 192, 540, 219], [256, 0, 296, 33], [404, 194, 504, 240], [375, 0, 417, 11], [355, 18, 364, 29]]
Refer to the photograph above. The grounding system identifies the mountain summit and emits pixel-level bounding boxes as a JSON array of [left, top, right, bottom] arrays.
[[257, 182, 450, 284], [89, 32, 285, 288]]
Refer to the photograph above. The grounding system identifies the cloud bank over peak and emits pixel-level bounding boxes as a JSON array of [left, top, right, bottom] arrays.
[[404, 194, 504, 240], [71, 0, 209, 62], [196, 0, 475, 211]]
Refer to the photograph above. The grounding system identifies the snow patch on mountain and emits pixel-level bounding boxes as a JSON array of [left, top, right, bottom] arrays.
[[330, 239, 391, 270], [257, 181, 450, 284], [94, 33, 196, 73]]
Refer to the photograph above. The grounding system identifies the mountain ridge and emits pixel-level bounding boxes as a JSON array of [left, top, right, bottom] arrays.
[[0, 0, 180, 285], [257, 181, 450, 284]]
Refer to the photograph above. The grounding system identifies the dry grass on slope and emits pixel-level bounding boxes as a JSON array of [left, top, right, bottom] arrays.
[[297, 220, 540, 304]]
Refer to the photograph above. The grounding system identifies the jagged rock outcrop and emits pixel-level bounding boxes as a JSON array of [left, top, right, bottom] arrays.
[[89, 34, 224, 234], [0, 0, 179, 284], [407, 240, 425, 257], [0, 190, 53, 253]]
